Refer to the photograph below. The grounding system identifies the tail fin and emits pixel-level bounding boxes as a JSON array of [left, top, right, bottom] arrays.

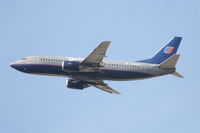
[[139, 37, 182, 64]]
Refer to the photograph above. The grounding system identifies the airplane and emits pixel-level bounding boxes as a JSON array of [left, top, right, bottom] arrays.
[[10, 37, 183, 94]]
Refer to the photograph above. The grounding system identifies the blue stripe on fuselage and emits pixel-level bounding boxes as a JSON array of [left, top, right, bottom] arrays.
[[12, 63, 67, 75], [100, 69, 154, 80], [12, 63, 155, 80]]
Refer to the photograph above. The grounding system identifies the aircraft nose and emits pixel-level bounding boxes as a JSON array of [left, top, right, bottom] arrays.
[[10, 62, 28, 72], [10, 63, 23, 72], [10, 63, 17, 69]]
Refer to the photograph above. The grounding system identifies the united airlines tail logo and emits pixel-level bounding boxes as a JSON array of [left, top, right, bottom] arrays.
[[164, 46, 174, 54]]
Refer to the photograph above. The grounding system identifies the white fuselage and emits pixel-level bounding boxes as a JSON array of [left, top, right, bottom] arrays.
[[10, 56, 173, 82]]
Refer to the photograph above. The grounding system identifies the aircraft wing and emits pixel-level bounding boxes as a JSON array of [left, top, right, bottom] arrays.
[[81, 41, 110, 66], [91, 83, 120, 94]]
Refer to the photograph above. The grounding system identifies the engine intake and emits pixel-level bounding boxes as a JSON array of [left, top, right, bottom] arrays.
[[62, 61, 80, 72], [66, 79, 89, 90]]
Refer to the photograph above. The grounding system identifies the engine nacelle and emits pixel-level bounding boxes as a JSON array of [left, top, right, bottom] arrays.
[[66, 79, 89, 90], [62, 61, 80, 72]]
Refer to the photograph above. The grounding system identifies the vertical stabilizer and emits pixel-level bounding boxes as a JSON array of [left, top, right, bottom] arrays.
[[139, 37, 182, 64]]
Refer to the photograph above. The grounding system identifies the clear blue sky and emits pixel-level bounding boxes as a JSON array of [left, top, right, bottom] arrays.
[[0, 0, 200, 133]]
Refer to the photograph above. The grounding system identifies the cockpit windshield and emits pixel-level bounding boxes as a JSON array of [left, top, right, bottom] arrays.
[[21, 57, 27, 60]]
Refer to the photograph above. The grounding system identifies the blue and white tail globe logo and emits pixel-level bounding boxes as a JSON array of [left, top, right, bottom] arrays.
[[164, 46, 174, 54]]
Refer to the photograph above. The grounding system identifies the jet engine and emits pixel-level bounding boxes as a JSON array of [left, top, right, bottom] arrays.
[[62, 61, 80, 72], [66, 79, 89, 90]]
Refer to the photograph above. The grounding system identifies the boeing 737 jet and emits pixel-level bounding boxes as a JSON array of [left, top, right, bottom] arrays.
[[10, 37, 183, 94]]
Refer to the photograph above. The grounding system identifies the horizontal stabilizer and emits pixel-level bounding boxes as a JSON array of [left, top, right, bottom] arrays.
[[159, 54, 180, 69], [172, 71, 184, 78]]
